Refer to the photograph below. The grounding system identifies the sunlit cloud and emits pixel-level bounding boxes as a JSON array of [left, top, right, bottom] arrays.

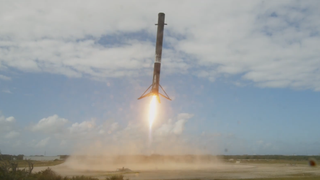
[[0, 1, 319, 90]]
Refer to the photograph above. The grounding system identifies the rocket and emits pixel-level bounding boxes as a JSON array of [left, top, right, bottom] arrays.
[[138, 12, 171, 103]]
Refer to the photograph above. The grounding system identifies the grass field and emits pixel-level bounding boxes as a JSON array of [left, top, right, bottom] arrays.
[[23, 158, 320, 180], [240, 177, 320, 180], [223, 159, 310, 165], [17, 160, 65, 168]]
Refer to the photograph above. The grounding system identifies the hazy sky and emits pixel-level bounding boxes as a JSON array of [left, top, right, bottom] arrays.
[[1, 0, 320, 156]]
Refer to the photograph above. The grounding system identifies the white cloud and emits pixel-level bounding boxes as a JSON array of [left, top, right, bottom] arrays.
[[0, 115, 15, 132], [177, 113, 194, 120], [173, 1, 320, 90], [5, 116, 15, 123], [109, 122, 118, 132], [0, 116, 16, 123], [0, 75, 11, 81], [98, 122, 119, 135], [155, 113, 193, 136], [172, 119, 188, 135], [2, 89, 12, 94], [31, 114, 68, 133], [69, 120, 95, 134], [35, 137, 50, 148], [0, 1, 319, 90], [5, 131, 20, 139], [2, 112, 319, 155]]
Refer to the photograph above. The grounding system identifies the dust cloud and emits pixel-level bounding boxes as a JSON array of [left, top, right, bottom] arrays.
[[63, 112, 224, 171], [63, 129, 223, 171], [65, 154, 222, 171]]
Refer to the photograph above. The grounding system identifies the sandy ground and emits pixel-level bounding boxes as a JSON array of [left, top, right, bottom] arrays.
[[33, 163, 320, 179]]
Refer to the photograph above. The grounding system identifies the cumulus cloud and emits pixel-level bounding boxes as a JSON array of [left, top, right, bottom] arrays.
[[98, 122, 118, 135], [0, 75, 11, 81], [35, 137, 50, 148], [3, 113, 193, 153], [5, 131, 20, 139], [1, 111, 318, 155], [0, 116, 16, 123], [0, 115, 16, 132], [31, 114, 68, 133], [6, 117, 15, 122], [172, 119, 187, 134], [0, 1, 319, 90], [0, 1, 155, 80], [61, 113, 198, 155], [69, 120, 95, 134], [173, 1, 320, 90], [155, 113, 193, 136], [2, 89, 12, 94]]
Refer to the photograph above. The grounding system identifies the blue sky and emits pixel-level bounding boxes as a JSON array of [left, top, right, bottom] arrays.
[[1, 0, 320, 156]]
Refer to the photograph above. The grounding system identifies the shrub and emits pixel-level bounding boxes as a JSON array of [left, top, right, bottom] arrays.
[[32, 168, 63, 180], [105, 175, 124, 180], [70, 176, 98, 180], [0, 165, 108, 180]]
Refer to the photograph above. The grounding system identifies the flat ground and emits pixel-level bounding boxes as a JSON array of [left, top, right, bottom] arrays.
[[32, 161, 320, 180]]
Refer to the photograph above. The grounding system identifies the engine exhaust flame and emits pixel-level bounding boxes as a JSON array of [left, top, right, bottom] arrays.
[[149, 95, 157, 142]]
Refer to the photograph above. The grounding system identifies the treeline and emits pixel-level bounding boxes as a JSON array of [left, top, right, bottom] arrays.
[[218, 155, 320, 161], [70, 154, 320, 162], [0, 154, 70, 160], [0, 154, 24, 161], [2, 153, 318, 162], [60, 155, 69, 160]]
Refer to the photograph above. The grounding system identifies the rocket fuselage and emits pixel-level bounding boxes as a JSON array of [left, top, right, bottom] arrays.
[[138, 13, 171, 103], [151, 13, 165, 95]]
